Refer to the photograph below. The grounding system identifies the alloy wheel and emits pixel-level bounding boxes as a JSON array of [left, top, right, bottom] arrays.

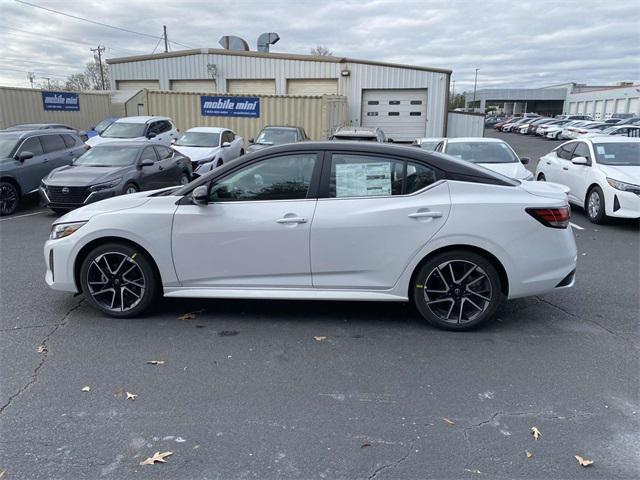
[[86, 252, 146, 313], [125, 185, 138, 194], [422, 260, 492, 325], [588, 191, 600, 219], [0, 183, 18, 215], [179, 174, 189, 185]]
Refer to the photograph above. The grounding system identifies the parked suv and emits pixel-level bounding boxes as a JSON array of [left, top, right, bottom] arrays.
[[330, 127, 387, 142], [0, 129, 86, 215], [247, 126, 309, 153], [6, 123, 88, 141], [86, 116, 179, 147]]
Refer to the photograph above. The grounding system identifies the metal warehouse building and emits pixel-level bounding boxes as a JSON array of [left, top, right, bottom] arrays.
[[107, 48, 451, 141]]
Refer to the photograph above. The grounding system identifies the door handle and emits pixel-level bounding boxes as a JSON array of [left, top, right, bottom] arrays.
[[408, 211, 442, 219], [562, 167, 569, 171], [276, 217, 307, 224], [545, 161, 551, 165]]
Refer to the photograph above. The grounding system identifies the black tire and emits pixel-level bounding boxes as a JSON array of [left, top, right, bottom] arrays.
[[79, 242, 159, 318], [51, 207, 69, 215], [537, 173, 546, 181], [216, 158, 224, 167], [179, 173, 190, 185], [586, 186, 606, 224], [240, 149, 245, 156], [412, 250, 504, 331], [124, 183, 139, 195], [0, 181, 19, 216]]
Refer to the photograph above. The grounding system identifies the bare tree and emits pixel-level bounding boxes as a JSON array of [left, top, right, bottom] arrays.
[[64, 61, 111, 91], [310, 45, 333, 56]]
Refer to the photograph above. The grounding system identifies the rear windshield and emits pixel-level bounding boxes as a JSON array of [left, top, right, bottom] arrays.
[[445, 142, 519, 164], [594, 143, 640, 166]]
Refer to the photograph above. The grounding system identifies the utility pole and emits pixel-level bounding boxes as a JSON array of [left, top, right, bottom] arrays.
[[472, 68, 479, 112], [42, 77, 51, 89], [163, 25, 168, 53], [91, 45, 106, 90], [27, 72, 35, 89]]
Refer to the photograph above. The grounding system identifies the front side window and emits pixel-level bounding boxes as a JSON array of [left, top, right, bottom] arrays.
[[572, 143, 591, 162], [158, 121, 172, 133], [556, 142, 576, 160], [155, 146, 173, 159], [222, 131, 234, 144], [40, 134, 66, 153], [17, 136, 44, 156], [141, 147, 158, 162], [209, 153, 318, 202]]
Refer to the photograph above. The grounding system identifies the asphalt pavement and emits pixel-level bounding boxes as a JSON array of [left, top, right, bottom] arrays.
[[0, 132, 638, 479]]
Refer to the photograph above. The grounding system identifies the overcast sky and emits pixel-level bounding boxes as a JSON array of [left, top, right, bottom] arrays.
[[1, 0, 638, 91]]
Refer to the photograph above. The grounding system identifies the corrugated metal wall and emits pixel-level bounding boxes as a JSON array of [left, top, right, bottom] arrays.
[[0, 86, 114, 130], [446, 112, 485, 138], [145, 90, 348, 140]]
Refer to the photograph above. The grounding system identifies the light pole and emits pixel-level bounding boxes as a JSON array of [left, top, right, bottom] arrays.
[[472, 68, 479, 111]]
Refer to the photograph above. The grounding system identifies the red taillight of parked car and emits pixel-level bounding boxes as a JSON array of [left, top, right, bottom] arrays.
[[83, 144, 91, 150], [526, 207, 571, 229]]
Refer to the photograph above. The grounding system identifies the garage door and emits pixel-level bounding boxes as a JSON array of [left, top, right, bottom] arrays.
[[594, 100, 604, 120], [116, 80, 160, 91], [614, 98, 626, 114], [361, 89, 428, 141], [227, 80, 276, 95], [287, 79, 338, 95], [170, 79, 216, 92], [628, 97, 639, 115], [604, 99, 613, 118]]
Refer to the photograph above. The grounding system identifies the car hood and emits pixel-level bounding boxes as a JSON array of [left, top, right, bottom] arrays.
[[172, 145, 221, 162], [44, 165, 128, 186], [86, 135, 146, 147], [477, 162, 530, 180], [54, 187, 177, 223], [598, 164, 640, 184], [518, 180, 569, 200]]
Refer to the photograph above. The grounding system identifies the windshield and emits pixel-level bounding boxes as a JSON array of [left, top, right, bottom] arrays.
[[94, 119, 114, 132], [417, 141, 440, 151], [445, 142, 519, 164], [602, 126, 620, 134], [101, 122, 146, 138], [594, 143, 640, 166], [176, 132, 220, 147], [0, 134, 20, 157], [255, 128, 297, 145], [74, 146, 139, 167]]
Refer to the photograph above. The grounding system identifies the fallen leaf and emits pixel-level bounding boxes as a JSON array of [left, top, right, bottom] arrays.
[[178, 309, 204, 320], [531, 427, 541, 440], [361, 443, 371, 448], [146, 360, 165, 365], [575, 455, 594, 467], [526, 450, 533, 459], [37, 345, 47, 353], [314, 336, 327, 341], [140, 451, 173, 465], [81, 386, 91, 392], [126, 392, 137, 401], [442, 417, 455, 425]]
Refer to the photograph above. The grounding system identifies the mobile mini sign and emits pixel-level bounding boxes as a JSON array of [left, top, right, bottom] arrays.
[[42, 91, 80, 111], [200, 95, 260, 118]]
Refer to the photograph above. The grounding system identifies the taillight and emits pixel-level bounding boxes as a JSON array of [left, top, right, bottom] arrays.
[[84, 144, 91, 150], [526, 207, 571, 229]]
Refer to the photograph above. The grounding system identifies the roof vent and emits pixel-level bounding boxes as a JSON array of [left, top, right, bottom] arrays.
[[257, 32, 280, 52], [218, 36, 250, 51]]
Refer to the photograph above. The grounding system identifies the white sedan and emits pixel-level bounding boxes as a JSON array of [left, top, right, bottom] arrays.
[[44, 142, 576, 331], [535, 137, 640, 223], [172, 127, 244, 177], [86, 116, 179, 147], [435, 137, 534, 181]]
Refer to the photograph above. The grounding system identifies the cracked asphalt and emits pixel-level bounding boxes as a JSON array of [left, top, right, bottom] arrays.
[[1, 131, 639, 479]]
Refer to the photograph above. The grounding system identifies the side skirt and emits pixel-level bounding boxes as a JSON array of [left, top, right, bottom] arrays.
[[163, 287, 408, 302]]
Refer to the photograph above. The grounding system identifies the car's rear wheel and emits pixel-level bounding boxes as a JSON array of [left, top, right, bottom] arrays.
[[124, 183, 138, 195], [586, 186, 606, 224], [240, 149, 245, 156], [537, 173, 546, 181], [179, 173, 190, 185], [0, 181, 19, 216], [80, 243, 158, 318], [413, 250, 504, 331]]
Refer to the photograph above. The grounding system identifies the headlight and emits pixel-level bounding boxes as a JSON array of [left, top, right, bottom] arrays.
[[89, 178, 122, 192], [50, 221, 87, 240], [606, 178, 640, 194]]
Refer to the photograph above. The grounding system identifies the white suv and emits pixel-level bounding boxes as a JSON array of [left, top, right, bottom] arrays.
[[86, 116, 179, 147]]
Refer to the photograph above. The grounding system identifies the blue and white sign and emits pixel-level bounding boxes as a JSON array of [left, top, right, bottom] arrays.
[[200, 95, 260, 118], [42, 91, 80, 111]]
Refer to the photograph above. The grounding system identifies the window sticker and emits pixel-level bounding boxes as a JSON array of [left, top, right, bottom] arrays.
[[596, 146, 606, 155], [336, 162, 391, 197]]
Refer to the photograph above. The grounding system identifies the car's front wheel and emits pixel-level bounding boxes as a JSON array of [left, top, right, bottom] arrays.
[[124, 183, 139, 195], [79, 242, 159, 318], [586, 186, 606, 224], [413, 250, 504, 331], [0, 181, 19, 216], [537, 173, 546, 181], [179, 173, 190, 185]]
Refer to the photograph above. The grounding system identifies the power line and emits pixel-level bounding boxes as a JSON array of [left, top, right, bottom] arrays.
[[13, 0, 195, 49], [0, 56, 86, 69], [0, 67, 69, 79]]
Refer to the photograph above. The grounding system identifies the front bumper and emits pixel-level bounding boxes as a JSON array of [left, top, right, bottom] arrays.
[[44, 235, 80, 293], [605, 187, 640, 219]]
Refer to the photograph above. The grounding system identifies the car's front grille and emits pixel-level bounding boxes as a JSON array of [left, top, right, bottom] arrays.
[[46, 186, 91, 205]]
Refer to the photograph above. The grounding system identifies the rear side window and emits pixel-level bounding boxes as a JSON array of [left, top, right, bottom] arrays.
[[61, 134, 78, 148], [18, 136, 44, 156], [40, 134, 66, 153]]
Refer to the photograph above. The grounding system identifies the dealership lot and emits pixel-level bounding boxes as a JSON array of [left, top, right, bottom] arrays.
[[1, 133, 638, 479]]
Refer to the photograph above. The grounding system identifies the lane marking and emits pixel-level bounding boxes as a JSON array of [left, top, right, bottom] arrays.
[[0, 210, 46, 222], [570, 222, 584, 230]]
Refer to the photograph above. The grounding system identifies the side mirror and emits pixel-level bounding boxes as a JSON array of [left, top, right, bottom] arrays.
[[147, 132, 157, 139], [192, 185, 208, 205], [571, 156, 589, 166], [248, 138, 254, 144], [16, 151, 34, 161], [140, 159, 155, 167], [171, 138, 177, 145], [222, 142, 231, 148], [520, 157, 530, 165]]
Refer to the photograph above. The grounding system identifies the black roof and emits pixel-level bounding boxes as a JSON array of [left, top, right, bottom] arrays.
[[0, 128, 81, 138]]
